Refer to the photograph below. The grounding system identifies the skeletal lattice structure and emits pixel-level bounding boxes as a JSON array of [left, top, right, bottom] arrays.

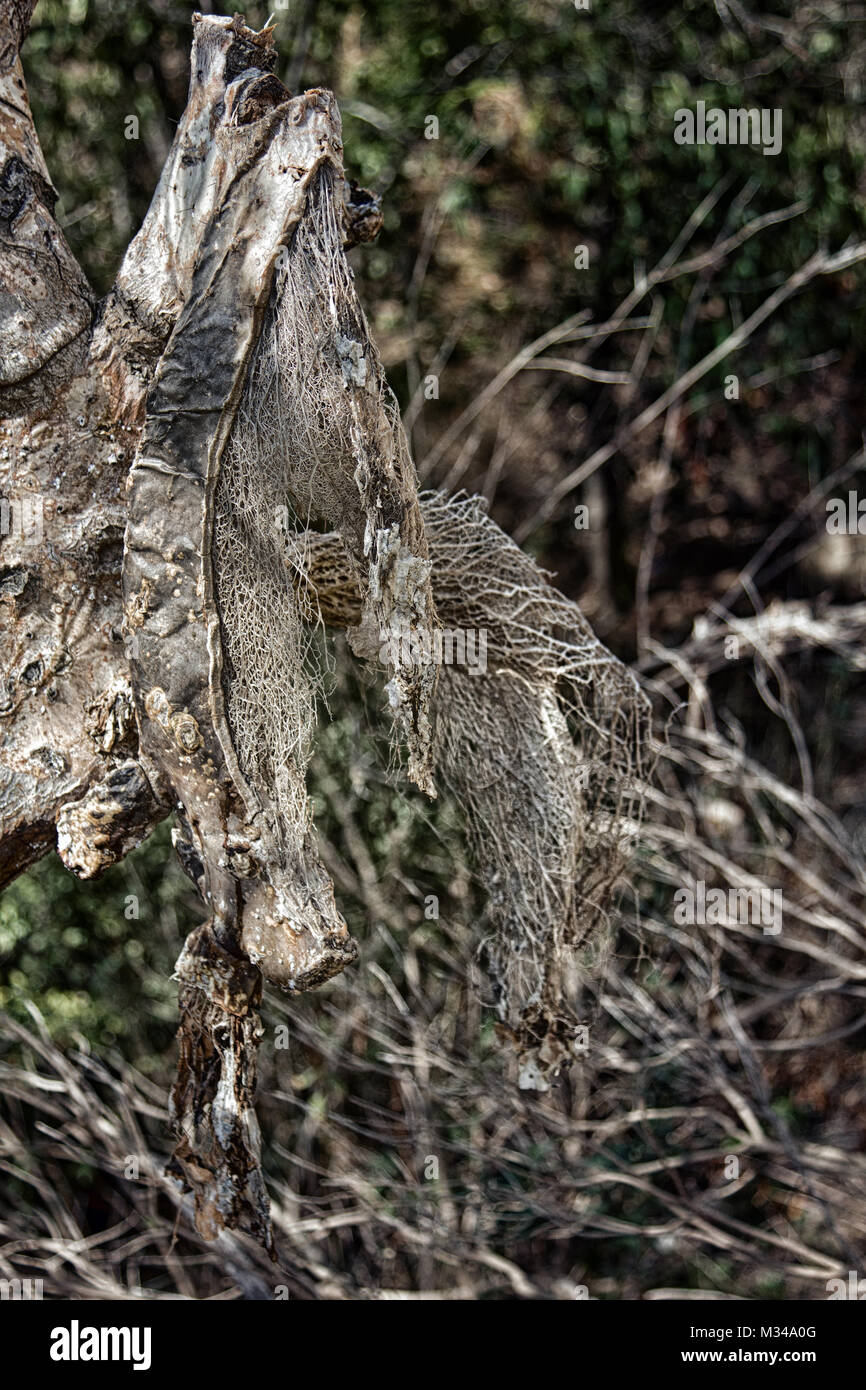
[[119, 15, 440, 1246], [0, 10, 650, 1249]]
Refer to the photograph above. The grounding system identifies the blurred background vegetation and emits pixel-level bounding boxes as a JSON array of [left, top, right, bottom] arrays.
[[2, 0, 865, 1299]]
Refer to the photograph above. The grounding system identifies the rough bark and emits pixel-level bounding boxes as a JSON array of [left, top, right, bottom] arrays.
[[0, 0, 131, 891]]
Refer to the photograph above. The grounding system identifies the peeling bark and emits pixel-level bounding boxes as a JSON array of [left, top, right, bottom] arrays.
[[0, 0, 127, 891], [168, 925, 272, 1253]]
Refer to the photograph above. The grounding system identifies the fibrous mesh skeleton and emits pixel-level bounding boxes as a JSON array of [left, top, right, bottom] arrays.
[[212, 162, 441, 988], [293, 492, 652, 1087], [420, 494, 651, 1085], [212, 231, 326, 872], [118, 11, 650, 1244], [214, 162, 439, 825]]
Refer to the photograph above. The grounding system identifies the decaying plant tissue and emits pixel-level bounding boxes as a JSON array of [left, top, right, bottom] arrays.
[[120, 13, 446, 1246], [1, 8, 648, 1250]]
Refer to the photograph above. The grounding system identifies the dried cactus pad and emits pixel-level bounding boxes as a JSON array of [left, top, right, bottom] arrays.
[[123, 15, 437, 994]]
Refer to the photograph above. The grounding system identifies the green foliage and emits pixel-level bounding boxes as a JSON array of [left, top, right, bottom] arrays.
[[0, 820, 188, 1068]]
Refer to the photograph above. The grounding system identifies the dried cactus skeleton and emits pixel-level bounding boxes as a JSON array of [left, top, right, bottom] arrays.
[[121, 12, 441, 1246], [297, 494, 651, 1086], [0, 7, 649, 1247]]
